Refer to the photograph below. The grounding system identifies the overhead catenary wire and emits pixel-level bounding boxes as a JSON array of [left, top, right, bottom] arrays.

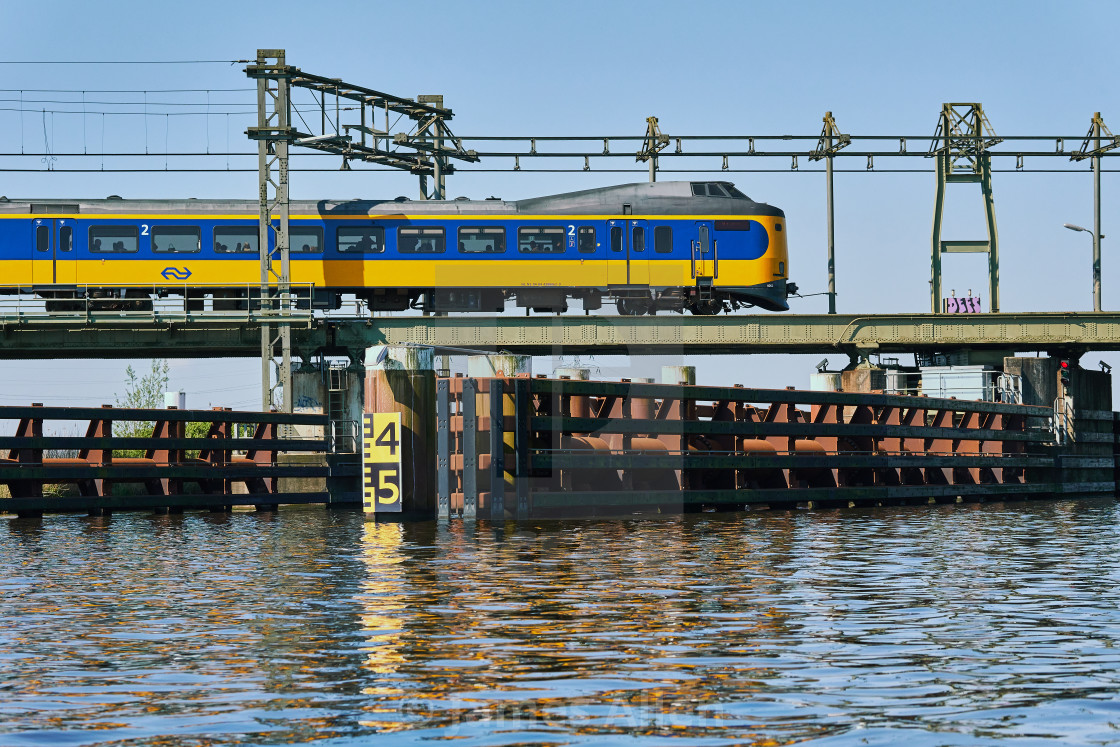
[[0, 97, 258, 107], [0, 60, 240, 65], [0, 87, 254, 93], [1, 81, 1114, 179], [0, 167, 1115, 174]]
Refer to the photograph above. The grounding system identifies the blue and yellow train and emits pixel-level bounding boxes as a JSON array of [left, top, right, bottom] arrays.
[[0, 180, 792, 314]]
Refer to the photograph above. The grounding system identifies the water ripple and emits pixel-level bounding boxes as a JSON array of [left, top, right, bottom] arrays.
[[1, 500, 1119, 744]]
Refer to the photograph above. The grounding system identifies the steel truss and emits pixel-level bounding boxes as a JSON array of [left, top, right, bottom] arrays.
[[243, 49, 486, 413], [929, 104, 1001, 314], [245, 53, 477, 201]]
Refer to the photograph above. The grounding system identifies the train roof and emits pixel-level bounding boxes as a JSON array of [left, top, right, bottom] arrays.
[[0, 181, 783, 217]]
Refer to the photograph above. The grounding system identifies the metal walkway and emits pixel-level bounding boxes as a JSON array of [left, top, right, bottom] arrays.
[[1, 310, 1118, 359]]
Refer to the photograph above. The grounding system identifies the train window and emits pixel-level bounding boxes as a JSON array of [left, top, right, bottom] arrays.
[[338, 226, 386, 253], [632, 225, 646, 252], [291, 225, 324, 253], [398, 226, 445, 253], [654, 225, 672, 253], [90, 225, 139, 253], [610, 226, 623, 252], [35, 225, 48, 252], [59, 225, 73, 252], [518, 226, 565, 253], [693, 182, 746, 198], [458, 226, 505, 253], [214, 227, 257, 253], [578, 226, 596, 253], [152, 226, 200, 253]]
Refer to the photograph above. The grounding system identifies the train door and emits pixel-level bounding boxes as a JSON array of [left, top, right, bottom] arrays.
[[692, 221, 714, 283], [605, 218, 651, 287], [628, 219, 650, 286], [606, 219, 628, 285], [31, 218, 76, 285]]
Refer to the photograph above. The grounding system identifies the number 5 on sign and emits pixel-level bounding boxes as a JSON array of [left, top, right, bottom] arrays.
[[363, 412, 403, 513]]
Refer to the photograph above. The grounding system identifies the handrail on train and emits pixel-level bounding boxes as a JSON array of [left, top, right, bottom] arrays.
[[0, 283, 317, 323]]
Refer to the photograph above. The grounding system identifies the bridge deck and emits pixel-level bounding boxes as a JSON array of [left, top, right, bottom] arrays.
[[0, 311, 1116, 358]]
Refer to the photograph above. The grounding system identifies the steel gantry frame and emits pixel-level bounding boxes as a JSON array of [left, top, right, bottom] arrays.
[[394, 112, 1112, 319], [928, 104, 1002, 315], [246, 52, 477, 199], [244, 48, 480, 412]]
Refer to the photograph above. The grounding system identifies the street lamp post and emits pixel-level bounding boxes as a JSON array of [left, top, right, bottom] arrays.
[[1064, 223, 1102, 311]]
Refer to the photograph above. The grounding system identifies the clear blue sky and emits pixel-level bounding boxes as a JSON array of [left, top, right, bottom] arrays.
[[0, 0, 1116, 408]]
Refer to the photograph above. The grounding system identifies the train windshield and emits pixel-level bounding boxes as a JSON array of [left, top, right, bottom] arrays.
[[691, 182, 750, 200]]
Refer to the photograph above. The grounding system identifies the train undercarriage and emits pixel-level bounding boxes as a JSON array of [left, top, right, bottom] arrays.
[[29, 281, 794, 316]]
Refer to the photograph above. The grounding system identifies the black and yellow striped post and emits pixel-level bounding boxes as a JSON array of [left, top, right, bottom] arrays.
[[362, 412, 403, 514]]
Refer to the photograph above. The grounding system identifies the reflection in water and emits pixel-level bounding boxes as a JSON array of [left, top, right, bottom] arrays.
[[2, 500, 1120, 744], [357, 521, 409, 730]]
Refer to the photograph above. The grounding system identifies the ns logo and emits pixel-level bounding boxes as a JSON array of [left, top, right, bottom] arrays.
[[161, 267, 193, 280]]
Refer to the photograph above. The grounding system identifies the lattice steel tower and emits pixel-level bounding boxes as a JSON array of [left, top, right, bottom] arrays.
[[928, 103, 1002, 313]]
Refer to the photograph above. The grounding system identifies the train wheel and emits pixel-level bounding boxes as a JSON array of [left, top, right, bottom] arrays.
[[617, 296, 651, 316], [123, 290, 153, 312], [45, 297, 84, 313], [688, 298, 723, 315]]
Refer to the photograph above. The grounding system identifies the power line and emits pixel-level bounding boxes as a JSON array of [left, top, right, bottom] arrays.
[[0, 98, 255, 107], [0, 107, 255, 116], [0, 88, 253, 93], [0, 104, 357, 116], [0, 60, 239, 65], [0, 167, 1114, 174]]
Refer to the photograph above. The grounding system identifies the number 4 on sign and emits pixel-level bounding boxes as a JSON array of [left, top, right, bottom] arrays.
[[375, 422, 399, 455]]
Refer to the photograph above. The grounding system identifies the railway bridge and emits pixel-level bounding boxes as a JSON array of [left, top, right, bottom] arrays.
[[1, 308, 1118, 362]]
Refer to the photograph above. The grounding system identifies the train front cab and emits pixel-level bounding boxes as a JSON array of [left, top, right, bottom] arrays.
[[608, 212, 789, 314], [704, 214, 789, 312]]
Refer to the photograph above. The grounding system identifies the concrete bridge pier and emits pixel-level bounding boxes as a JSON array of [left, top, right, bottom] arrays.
[[289, 358, 364, 503], [365, 345, 436, 518], [1004, 354, 1113, 498]]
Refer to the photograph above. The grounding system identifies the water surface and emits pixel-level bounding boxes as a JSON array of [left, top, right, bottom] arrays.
[[2, 500, 1120, 745]]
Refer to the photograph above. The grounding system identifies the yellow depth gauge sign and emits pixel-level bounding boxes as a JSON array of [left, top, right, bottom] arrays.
[[362, 412, 402, 513]]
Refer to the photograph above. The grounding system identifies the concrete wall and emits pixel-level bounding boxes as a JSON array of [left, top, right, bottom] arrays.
[[291, 366, 327, 439], [841, 368, 886, 393], [1003, 357, 1058, 408]]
